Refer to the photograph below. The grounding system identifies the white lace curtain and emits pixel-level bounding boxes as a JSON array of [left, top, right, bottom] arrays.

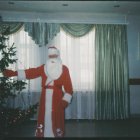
[[8, 26, 47, 92], [47, 27, 96, 119], [8, 26, 96, 119]]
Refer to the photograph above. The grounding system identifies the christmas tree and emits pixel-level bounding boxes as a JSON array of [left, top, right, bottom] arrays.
[[0, 27, 38, 137]]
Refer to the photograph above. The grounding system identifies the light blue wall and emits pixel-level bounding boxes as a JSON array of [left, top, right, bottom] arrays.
[[127, 15, 140, 116]]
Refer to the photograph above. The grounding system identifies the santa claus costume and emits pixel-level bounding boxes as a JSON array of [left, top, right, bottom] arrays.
[[4, 47, 73, 137]]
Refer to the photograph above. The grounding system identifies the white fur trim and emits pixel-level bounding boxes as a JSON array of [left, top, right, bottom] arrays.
[[46, 77, 53, 86], [44, 63, 48, 77], [17, 70, 26, 80], [62, 93, 72, 103], [44, 82, 55, 137], [48, 48, 59, 56]]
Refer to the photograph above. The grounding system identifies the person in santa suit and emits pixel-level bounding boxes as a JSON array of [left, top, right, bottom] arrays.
[[3, 46, 73, 137]]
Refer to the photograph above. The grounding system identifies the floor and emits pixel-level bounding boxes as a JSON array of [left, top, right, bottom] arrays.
[[2, 118, 140, 139]]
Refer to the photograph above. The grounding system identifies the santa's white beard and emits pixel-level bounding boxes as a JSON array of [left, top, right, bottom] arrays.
[[46, 58, 62, 80]]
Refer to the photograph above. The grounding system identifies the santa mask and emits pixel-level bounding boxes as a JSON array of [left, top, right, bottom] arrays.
[[45, 47, 62, 80]]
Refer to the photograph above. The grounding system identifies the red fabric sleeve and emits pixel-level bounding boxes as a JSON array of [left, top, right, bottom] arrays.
[[61, 100, 68, 108], [61, 66, 73, 107], [3, 69, 17, 77], [25, 65, 43, 79]]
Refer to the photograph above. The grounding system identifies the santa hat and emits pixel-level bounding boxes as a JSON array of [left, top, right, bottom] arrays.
[[48, 46, 60, 56]]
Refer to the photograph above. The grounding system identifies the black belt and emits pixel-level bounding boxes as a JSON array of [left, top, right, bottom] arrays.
[[43, 85, 54, 89]]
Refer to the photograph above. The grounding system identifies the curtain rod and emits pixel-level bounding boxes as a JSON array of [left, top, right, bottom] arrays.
[[1, 19, 129, 25]]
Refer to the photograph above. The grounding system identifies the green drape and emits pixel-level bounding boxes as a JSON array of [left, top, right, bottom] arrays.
[[24, 23, 94, 46], [61, 23, 94, 37], [95, 24, 130, 120], [0, 22, 23, 35], [24, 23, 60, 47]]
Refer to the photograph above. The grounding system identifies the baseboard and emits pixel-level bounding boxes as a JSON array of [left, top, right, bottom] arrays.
[[130, 114, 140, 118]]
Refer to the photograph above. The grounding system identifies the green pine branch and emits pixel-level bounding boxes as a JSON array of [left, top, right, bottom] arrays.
[[0, 26, 39, 136]]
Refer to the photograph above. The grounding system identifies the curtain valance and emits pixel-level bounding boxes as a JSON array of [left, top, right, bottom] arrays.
[[0, 22, 94, 46], [61, 24, 94, 37], [24, 23, 60, 47], [24, 23, 94, 46], [0, 22, 23, 35]]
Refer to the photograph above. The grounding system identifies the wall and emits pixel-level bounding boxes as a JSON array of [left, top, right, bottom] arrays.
[[1, 10, 140, 117], [127, 15, 140, 116]]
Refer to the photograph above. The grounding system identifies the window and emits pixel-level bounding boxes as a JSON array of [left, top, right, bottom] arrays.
[[8, 27, 95, 92], [9, 27, 45, 92], [58, 27, 95, 91]]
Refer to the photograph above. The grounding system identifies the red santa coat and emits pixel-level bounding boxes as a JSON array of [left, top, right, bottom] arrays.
[[5, 64, 73, 137]]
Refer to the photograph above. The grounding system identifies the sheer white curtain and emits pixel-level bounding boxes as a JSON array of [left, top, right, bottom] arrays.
[[8, 26, 96, 119], [47, 27, 96, 119], [8, 27, 47, 111]]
